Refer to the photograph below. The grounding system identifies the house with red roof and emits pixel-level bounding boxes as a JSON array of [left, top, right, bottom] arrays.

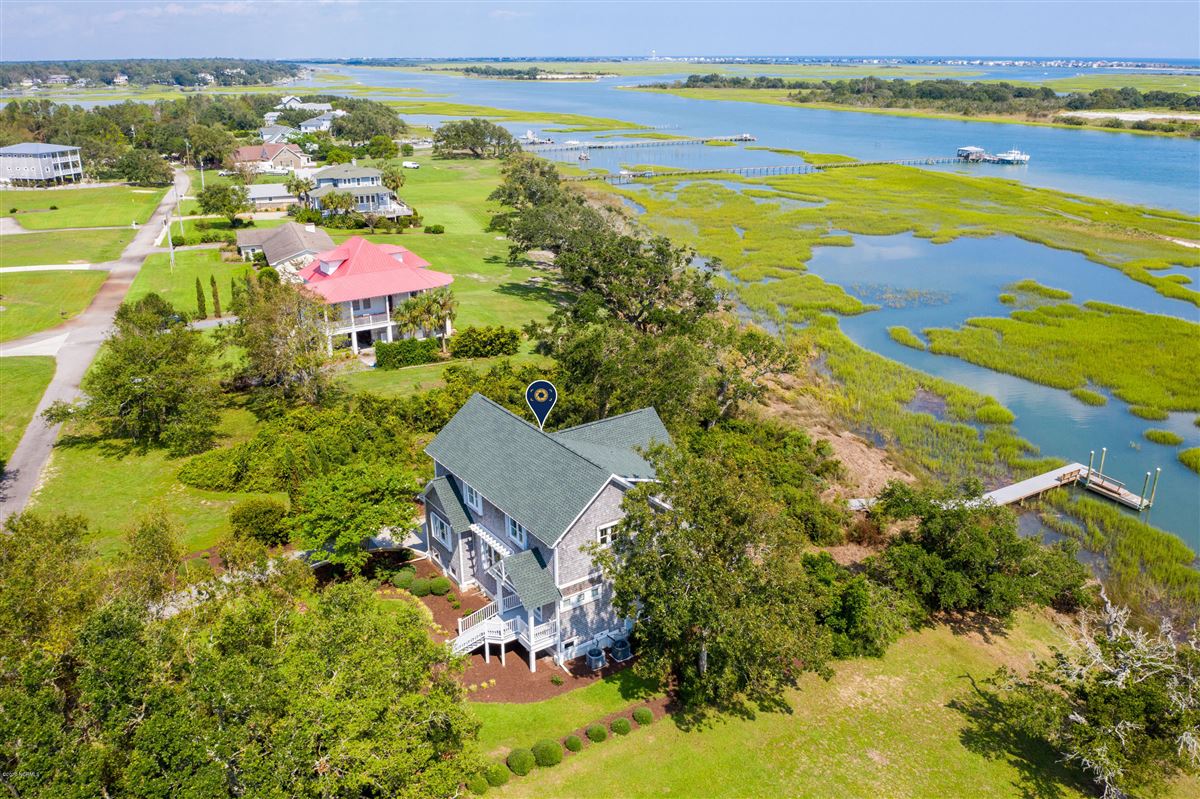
[[297, 236, 453, 353]]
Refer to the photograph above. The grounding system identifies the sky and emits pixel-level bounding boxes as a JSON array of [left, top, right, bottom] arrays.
[[1, 1, 1197, 62]]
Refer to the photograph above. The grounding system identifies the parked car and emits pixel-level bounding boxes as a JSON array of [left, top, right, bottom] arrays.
[[402, 161, 420, 169]]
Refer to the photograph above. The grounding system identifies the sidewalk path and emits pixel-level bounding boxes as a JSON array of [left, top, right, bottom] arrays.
[[0, 263, 106, 273], [0, 217, 135, 236], [0, 169, 190, 524]]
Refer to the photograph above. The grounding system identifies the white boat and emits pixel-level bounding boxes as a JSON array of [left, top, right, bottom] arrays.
[[577, 152, 590, 161], [993, 149, 1031, 164]]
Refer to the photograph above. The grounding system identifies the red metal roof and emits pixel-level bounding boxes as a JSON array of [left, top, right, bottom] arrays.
[[297, 236, 451, 304], [233, 143, 303, 163]]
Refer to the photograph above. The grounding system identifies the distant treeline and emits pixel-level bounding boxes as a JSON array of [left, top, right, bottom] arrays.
[[0, 59, 299, 88], [458, 66, 545, 79], [654, 74, 1200, 114]]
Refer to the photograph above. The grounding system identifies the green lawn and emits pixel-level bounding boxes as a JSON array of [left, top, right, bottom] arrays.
[[327, 156, 562, 330], [30, 403, 282, 557], [0, 356, 54, 466], [338, 350, 552, 398], [1, 185, 166, 230], [127, 249, 253, 314], [0, 228, 134, 267], [175, 216, 287, 241], [473, 670, 659, 758], [0, 270, 108, 342], [495, 611, 1200, 799]]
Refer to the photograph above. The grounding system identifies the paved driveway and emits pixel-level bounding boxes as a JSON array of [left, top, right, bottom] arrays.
[[0, 170, 190, 523]]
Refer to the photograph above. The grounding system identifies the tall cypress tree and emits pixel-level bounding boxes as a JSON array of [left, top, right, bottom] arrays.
[[195, 277, 207, 319], [210, 275, 222, 318]]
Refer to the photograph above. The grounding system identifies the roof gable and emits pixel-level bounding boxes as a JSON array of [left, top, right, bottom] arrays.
[[552, 408, 671, 480], [296, 236, 450, 303]]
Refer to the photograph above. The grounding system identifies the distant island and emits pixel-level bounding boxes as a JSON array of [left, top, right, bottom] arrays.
[[0, 58, 301, 89]]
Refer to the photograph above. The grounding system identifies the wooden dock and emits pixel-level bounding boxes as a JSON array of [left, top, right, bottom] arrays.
[[849, 462, 1153, 513], [561, 157, 959, 185], [525, 134, 756, 153]]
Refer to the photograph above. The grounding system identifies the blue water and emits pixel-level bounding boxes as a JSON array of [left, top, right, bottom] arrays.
[[802, 233, 1200, 546], [300, 65, 1200, 213]]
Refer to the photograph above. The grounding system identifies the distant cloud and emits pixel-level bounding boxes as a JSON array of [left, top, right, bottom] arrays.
[[488, 8, 531, 20]]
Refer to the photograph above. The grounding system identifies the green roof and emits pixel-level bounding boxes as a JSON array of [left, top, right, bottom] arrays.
[[499, 549, 561, 609], [423, 476, 473, 534], [424, 394, 670, 545]]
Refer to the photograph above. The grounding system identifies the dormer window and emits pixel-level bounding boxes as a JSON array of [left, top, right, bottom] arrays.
[[506, 516, 529, 548], [317, 259, 343, 276], [462, 481, 482, 513]]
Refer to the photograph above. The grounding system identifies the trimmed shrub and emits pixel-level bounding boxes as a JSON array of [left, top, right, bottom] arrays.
[[429, 576, 452, 596], [585, 724, 607, 743], [228, 497, 290, 546], [632, 706, 654, 726], [564, 735, 583, 753], [611, 717, 631, 736], [531, 739, 563, 768], [449, 325, 522, 359], [484, 763, 510, 787], [466, 774, 488, 795], [375, 338, 439, 369], [424, 224, 445, 234], [506, 748, 535, 776], [392, 566, 416, 589], [408, 577, 432, 597]]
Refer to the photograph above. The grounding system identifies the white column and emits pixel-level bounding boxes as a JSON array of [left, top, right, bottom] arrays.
[[528, 609, 537, 672], [349, 303, 359, 354]]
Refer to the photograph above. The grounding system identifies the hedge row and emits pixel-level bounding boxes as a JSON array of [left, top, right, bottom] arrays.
[[469, 707, 656, 793], [375, 338, 439, 369]]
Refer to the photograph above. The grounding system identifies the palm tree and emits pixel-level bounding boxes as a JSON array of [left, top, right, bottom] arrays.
[[321, 189, 354, 219], [391, 295, 427, 340], [426, 287, 458, 352], [285, 175, 315, 206]]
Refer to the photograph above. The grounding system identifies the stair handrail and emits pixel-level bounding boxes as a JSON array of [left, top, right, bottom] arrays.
[[457, 601, 497, 636]]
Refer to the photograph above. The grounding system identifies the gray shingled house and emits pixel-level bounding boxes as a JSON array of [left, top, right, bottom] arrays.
[[422, 393, 670, 671]]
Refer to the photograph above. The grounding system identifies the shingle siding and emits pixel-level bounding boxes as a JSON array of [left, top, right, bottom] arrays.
[[555, 481, 626, 586], [559, 583, 624, 643]]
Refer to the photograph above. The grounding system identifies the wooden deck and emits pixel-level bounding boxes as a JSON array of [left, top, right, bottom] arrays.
[[849, 462, 1152, 513]]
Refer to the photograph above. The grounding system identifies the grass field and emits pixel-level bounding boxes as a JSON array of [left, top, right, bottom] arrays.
[[473, 670, 659, 758], [0, 228, 134, 267], [1040, 73, 1200, 94], [30, 403, 283, 557], [0, 356, 54, 466], [325, 156, 561, 331], [126, 249, 253, 314], [1, 185, 165, 229], [338, 351, 551, 397], [381, 99, 642, 132], [0, 270, 108, 342], [491, 610, 1194, 799]]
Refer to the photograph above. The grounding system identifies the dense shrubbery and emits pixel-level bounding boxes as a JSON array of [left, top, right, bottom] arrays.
[[409, 577, 432, 597], [228, 497, 290, 546], [449, 325, 522, 359], [802, 552, 909, 658], [466, 774, 488, 795], [632, 707, 654, 725], [585, 724, 607, 743], [610, 718, 631, 736], [563, 734, 583, 752], [531, 739, 563, 767], [506, 748, 535, 776], [375, 338, 440, 369], [429, 576, 452, 596]]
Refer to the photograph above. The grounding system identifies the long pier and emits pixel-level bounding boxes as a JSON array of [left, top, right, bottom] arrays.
[[562, 157, 959, 184], [849, 458, 1159, 513], [524, 134, 756, 153]]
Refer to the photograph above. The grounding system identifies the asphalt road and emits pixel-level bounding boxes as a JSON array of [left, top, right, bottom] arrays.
[[0, 170, 190, 525]]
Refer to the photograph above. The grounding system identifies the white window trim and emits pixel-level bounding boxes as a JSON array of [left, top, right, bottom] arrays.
[[559, 584, 603, 611], [462, 481, 483, 514], [597, 521, 619, 547], [506, 515, 529, 548], [480, 538, 501, 571], [430, 511, 452, 549]]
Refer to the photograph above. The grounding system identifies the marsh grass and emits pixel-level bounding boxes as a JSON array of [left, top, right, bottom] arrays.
[[1179, 448, 1200, 474], [1144, 429, 1185, 446], [1070, 388, 1108, 406], [923, 302, 1200, 413], [1040, 490, 1200, 624], [888, 325, 926, 350], [1006, 279, 1072, 300], [1131, 405, 1170, 420]]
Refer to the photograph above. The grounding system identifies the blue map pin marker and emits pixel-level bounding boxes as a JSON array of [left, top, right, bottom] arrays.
[[525, 380, 557, 430]]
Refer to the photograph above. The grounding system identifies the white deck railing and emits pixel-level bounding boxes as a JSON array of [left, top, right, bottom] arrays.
[[457, 601, 497, 636]]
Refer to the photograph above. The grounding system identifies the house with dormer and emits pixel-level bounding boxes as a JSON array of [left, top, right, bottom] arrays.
[[422, 394, 671, 671], [307, 162, 410, 218]]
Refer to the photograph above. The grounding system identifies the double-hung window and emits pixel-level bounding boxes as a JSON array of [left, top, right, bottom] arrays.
[[597, 522, 618, 547], [462, 482, 483, 513], [506, 516, 528, 548], [430, 512, 452, 548]]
